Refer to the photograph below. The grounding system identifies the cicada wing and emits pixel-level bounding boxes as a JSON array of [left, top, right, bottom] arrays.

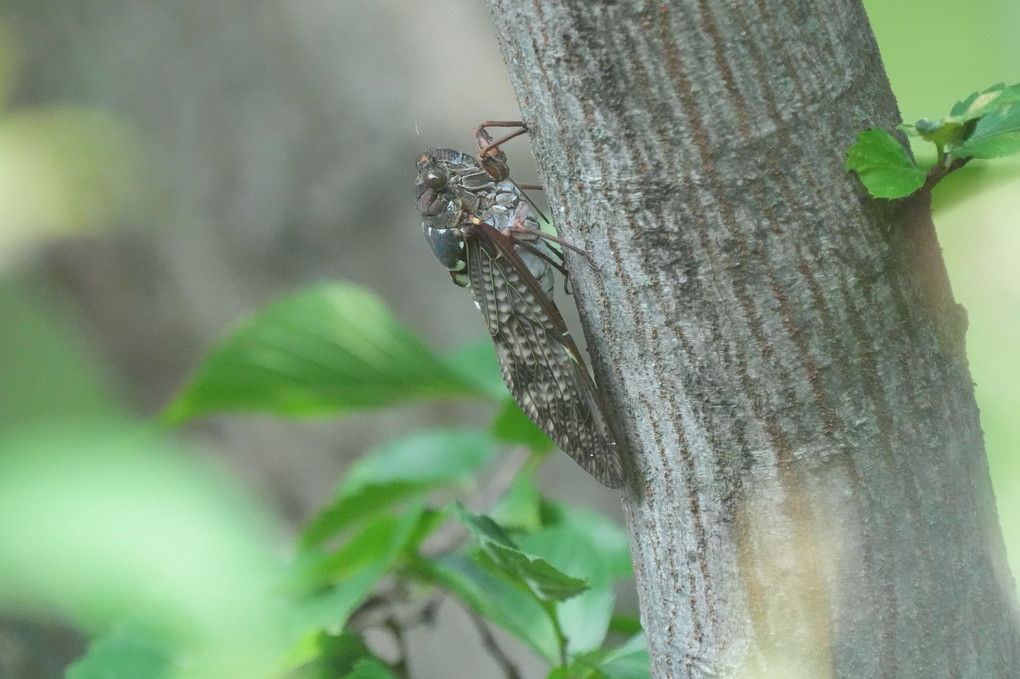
[[465, 220, 624, 488]]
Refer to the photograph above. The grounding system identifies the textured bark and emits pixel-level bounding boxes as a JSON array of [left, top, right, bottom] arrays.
[[485, 1, 1019, 677]]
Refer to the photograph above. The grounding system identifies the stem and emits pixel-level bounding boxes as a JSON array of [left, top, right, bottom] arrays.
[[465, 607, 524, 679], [540, 598, 570, 667], [920, 154, 973, 194]]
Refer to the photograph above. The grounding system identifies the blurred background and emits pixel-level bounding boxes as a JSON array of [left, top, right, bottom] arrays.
[[0, 0, 1016, 677]]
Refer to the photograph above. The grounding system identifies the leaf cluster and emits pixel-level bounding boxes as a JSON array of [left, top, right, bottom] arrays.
[[846, 82, 1020, 198], [153, 283, 645, 678]]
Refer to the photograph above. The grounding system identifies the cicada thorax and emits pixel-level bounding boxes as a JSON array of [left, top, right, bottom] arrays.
[[415, 147, 554, 296]]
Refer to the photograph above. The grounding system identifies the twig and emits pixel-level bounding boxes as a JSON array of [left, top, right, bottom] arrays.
[[465, 606, 523, 679]]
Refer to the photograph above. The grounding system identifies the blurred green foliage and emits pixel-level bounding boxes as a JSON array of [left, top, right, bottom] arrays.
[[1, 283, 644, 678], [164, 284, 643, 677]]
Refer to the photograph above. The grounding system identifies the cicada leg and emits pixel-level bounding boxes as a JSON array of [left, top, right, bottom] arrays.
[[474, 120, 530, 160]]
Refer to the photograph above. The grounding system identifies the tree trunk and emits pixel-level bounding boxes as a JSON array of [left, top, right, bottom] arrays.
[[485, 1, 1020, 677]]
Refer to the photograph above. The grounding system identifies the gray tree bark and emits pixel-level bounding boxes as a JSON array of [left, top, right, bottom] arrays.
[[485, 1, 1020, 677]]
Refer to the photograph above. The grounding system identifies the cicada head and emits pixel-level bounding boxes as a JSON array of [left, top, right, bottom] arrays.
[[416, 152, 458, 216], [416, 150, 471, 277]]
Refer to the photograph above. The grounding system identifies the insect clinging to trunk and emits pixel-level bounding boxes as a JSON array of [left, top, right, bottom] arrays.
[[414, 121, 624, 488]]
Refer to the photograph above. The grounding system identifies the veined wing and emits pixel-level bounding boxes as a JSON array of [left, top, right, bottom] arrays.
[[464, 218, 624, 488]]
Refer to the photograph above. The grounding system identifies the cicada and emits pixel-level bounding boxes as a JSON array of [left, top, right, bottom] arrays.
[[414, 121, 623, 488]]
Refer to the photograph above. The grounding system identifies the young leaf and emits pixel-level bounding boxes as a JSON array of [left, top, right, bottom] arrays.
[[419, 552, 560, 663], [902, 117, 976, 151], [949, 82, 1020, 121], [518, 507, 632, 654], [452, 502, 589, 602], [845, 128, 926, 199], [954, 93, 1020, 159], [900, 83, 1020, 159], [162, 283, 487, 422]]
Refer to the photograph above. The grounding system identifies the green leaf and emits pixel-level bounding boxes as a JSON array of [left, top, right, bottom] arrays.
[[955, 96, 1020, 159], [452, 502, 589, 602], [0, 419, 291, 678], [601, 633, 652, 677], [900, 84, 1016, 147], [67, 624, 172, 679], [949, 82, 1020, 120], [569, 633, 651, 679], [308, 512, 420, 580], [608, 614, 644, 637], [441, 339, 508, 401], [299, 429, 494, 548], [343, 657, 400, 679], [518, 507, 631, 654], [901, 83, 1020, 160], [518, 508, 631, 588], [0, 282, 120, 425], [488, 476, 544, 532], [282, 631, 372, 676], [417, 553, 559, 663], [301, 481, 427, 548], [491, 397, 556, 452], [902, 117, 975, 150], [845, 128, 926, 198], [163, 283, 486, 422], [453, 501, 525, 550], [290, 505, 424, 631], [341, 429, 495, 494], [301, 489, 446, 558]]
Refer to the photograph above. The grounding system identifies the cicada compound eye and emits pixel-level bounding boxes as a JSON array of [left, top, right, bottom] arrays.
[[423, 166, 447, 190]]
